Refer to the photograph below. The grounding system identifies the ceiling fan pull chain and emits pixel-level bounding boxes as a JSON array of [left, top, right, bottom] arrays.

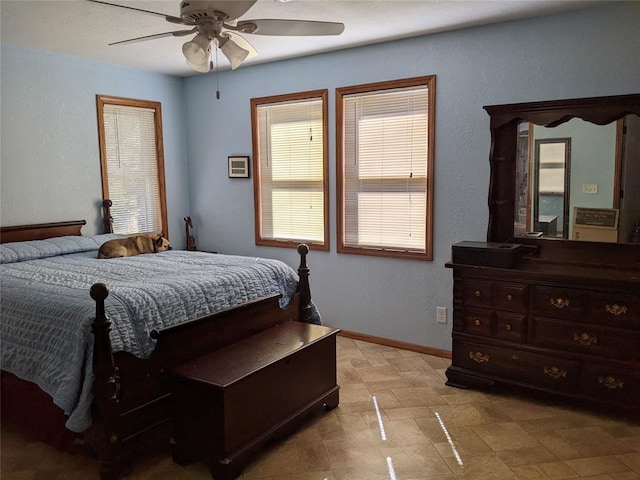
[[215, 48, 221, 100]]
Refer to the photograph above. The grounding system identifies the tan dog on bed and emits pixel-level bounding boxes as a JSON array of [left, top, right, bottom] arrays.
[[98, 234, 172, 259]]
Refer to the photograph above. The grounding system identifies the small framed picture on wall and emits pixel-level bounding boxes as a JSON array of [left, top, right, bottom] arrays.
[[228, 156, 250, 178]]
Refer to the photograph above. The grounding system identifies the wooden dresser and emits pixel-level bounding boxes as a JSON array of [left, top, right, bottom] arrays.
[[447, 94, 640, 414], [445, 247, 640, 414]]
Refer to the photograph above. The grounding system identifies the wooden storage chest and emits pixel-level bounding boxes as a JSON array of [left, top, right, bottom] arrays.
[[168, 321, 340, 479]]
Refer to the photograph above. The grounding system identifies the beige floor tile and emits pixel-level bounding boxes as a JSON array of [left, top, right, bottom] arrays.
[[381, 443, 454, 477], [555, 427, 635, 457], [617, 452, 640, 472], [431, 403, 491, 427], [564, 455, 633, 476], [448, 425, 493, 456], [392, 386, 448, 407], [537, 460, 580, 479], [472, 422, 540, 451], [496, 445, 559, 467], [457, 452, 518, 479]]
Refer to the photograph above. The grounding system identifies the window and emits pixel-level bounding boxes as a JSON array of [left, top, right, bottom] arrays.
[[97, 95, 168, 236], [336, 76, 435, 260], [251, 90, 329, 250]]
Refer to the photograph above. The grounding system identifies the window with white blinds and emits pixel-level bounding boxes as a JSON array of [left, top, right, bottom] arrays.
[[251, 90, 329, 250], [97, 96, 167, 236], [337, 76, 435, 260]]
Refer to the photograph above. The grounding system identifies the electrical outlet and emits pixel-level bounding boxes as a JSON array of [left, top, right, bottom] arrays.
[[437, 306, 447, 324]]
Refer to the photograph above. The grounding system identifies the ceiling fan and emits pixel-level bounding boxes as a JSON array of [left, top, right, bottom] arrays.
[[88, 0, 345, 72]]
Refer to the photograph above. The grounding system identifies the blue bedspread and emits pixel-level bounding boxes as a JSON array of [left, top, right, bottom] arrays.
[[0, 235, 319, 432]]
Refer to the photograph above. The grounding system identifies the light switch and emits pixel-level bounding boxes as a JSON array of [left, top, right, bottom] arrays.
[[582, 184, 598, 194]]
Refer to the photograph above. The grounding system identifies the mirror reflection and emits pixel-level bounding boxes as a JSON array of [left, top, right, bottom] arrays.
[[514, 115, 640, 244]]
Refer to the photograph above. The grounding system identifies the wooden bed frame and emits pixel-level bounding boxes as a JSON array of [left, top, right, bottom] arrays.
[[0, 203, 315, 479]]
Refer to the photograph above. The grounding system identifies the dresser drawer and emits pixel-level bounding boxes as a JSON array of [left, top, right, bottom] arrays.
[[463, 308, 493, 337], [495, 312, 525, 342], [494, 283, 528, 313], [532, 286, 584, 320], [587, 293, 640, 328], [581, 363, 640, 407], [530, 318, 640, 361], [465, 280, 493, 308], [453, 340, 580, 392]]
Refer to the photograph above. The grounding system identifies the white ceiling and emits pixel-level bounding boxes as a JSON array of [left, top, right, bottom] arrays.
[[1, 0, 603, 77]]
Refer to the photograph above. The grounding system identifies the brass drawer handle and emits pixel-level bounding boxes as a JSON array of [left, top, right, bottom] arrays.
[[605, 304, 627, 316], [474, 290, 482, 297], [504, 323, 512, 331], [469, 351, 489, 363], [474, 319, 481, 326], [550, 297, 569, 309], [598, 375, 624, 390], [506, 294, 513, 301], [544, 366, 567, 379], [574, 332, 598, 346]]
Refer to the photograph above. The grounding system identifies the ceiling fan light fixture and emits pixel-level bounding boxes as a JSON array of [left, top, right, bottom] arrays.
[[218, 35, 249, 70], [186, 56, 211, 73], [182, 33, 211, 64]]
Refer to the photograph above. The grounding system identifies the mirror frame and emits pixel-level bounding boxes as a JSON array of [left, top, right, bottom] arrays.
[[484, 93, 640, 244]]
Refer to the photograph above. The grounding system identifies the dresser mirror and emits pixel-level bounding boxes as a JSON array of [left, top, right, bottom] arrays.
[[485, 94, 640, 246]]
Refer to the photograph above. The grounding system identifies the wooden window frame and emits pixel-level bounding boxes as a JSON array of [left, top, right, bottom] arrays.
[[251, 89, 330, 251], [96, 95, 168, 237], [336, 76, 435, 261]]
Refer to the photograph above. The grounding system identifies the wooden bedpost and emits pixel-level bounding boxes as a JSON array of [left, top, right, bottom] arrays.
[[102, 199, 114, 234], [89, 283, 122, 479], [296, 244, 313, 323]]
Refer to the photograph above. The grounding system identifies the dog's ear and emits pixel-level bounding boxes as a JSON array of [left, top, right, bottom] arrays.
[[155, 235, 163, 246]]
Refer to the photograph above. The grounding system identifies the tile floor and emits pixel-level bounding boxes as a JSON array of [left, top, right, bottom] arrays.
[[1, 335, 639, 479]]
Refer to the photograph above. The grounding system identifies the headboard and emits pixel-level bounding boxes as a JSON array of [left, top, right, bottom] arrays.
[[0, 199, 115, 244], [0, 220, 87, 244]]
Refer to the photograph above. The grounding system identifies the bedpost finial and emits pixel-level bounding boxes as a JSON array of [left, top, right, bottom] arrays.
[[297, 244, 309, 256], [90, 283, 109, 301]]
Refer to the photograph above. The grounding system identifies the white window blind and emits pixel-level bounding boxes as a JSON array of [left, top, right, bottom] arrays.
[[538, 142, 566, 194], [255, 97, 326, 245], [342, 86, 430, 254], [102, 104, 163, 235]]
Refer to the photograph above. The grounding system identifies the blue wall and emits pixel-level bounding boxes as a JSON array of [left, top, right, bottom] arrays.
[[0, 45, 189, 242], [183, 3, 640, 349], [1, 3, 639, 351]]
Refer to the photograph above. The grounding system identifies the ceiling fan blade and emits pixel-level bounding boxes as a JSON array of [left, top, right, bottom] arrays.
[[109, 28, 198, 46], [221, 32, 258, 60], [86, 0, 189, 25], [238, 19, 345, 36]]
